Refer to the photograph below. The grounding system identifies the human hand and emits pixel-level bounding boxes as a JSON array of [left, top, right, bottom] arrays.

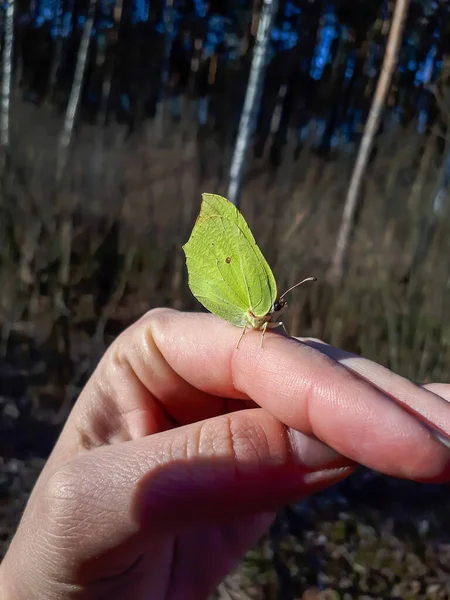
[[2, 309, 450, 600]]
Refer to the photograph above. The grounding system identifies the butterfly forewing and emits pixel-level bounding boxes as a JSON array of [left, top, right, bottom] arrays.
[[183, 194, 277, 327]]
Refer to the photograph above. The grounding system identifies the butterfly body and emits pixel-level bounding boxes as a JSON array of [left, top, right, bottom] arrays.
[[246, 310, 271, 330], [183, 193, 314, 347]]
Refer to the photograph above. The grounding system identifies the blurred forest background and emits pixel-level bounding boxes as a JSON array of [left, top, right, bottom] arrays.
[[2, 0, 450, 597]]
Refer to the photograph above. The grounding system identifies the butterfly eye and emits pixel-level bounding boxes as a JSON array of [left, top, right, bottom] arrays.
[[273, 299, 286, 312]]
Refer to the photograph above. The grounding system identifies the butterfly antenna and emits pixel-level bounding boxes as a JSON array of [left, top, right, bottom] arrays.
[[280, 277, 317, 300]]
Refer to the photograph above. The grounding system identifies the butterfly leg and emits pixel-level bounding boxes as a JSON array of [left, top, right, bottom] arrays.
[[280, 321, 290, 337], [236, 325, 247, 349], [267, 321, 290, 338], [260, 322, 269, 348]]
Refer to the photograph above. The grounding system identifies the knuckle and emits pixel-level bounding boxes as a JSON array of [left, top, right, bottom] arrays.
[[143, 307, 177, 321], [40, 460, 97, 544], [28, 458, 115, 575], [106, 307, 176, 367], [44, 463, 86, 519], [143, 307, 178, 337], [141, 307, 178, 348], [226, 412, 273, 466]]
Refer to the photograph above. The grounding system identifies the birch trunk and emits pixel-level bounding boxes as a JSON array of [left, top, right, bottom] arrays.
[[55, 0, 96, 318], [328, 0, 410, 285], [0, 0, 15, 266], [156, 0, 174, 137], [227, 0, 277, 208], [57, 0, 96, 179], [1, 0, 14, 159]]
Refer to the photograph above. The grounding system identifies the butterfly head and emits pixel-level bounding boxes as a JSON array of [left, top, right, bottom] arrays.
[[272, 277, 317, 320], [270, 297, 288, 320]]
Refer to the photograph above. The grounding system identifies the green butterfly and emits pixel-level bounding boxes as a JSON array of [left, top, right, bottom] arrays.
[[183, 193, 316, 347]]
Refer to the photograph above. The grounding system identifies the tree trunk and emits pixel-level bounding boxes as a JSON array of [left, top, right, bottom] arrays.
[[1, 0, 14, 160], [0, 0, 15, 265], [49, 0, 63, 99], [328, 0, 410, 285], [156, 0, 174, 137], [57, 0, 96, 179], [55, 0, 96, 320], [227, 0, 277, 208]]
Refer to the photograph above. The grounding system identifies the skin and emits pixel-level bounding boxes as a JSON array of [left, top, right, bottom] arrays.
[[2, 308, 450, 600]]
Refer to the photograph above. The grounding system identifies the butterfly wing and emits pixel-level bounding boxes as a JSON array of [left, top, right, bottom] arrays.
[[182, 193, 277, 327]]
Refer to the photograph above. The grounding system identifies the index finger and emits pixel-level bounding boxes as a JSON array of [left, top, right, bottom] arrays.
[[143, 309, 450, 482], [65, 309, 450, 482]]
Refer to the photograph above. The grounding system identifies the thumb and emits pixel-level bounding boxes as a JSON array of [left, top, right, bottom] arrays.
[[137, 409, 353, 527], [9, 409, 354, 592]]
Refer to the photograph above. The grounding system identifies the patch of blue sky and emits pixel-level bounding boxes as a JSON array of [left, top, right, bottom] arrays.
[[344, 49, 355, 81], [310, 6, 337, 80], [282, 0, 301, 19], [34, 0, 54, 25], [415, 45, 436, 86], [36, 0, 71, 28], [271, 22, 298, 51], [194, 0, 207, 18], [155, 6, 182, 36], [61, 11, 72, 36], [132, 0, 149, 23], [203, 15, 226, 57]]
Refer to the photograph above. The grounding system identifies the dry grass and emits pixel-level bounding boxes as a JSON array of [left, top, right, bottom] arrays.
[[4, 100, 449, 383]]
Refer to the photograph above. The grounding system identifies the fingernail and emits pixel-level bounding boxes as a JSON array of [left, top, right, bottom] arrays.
[[287, 428, 354, 470], [422, 421, 450, 450], [299, 342, 450, 455], [419, 386, 450, 450], [304, 466, 356, 486]]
